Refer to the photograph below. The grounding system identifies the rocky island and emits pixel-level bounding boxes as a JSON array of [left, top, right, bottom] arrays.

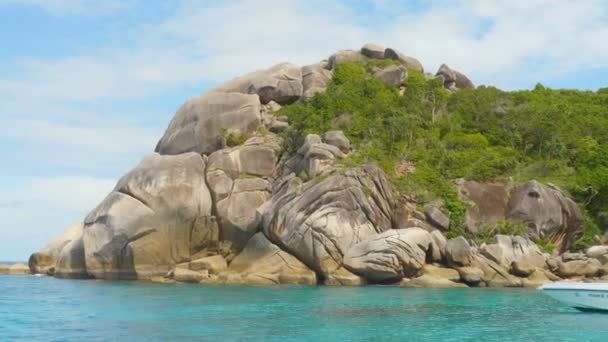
[[12, 43, 608, 288]]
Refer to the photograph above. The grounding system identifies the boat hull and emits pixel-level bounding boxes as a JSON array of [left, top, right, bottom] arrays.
[[541, 282, 608, 311]]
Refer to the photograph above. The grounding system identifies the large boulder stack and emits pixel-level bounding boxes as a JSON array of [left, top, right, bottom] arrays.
[[283, 134, 345, 179], [261, 165, 395, 278], [83, 152, 217, 279], [206, 135, 282, 250], [480, 235, 547, 270], [30, 44, 603, 289], [507, 181, 584, 252]]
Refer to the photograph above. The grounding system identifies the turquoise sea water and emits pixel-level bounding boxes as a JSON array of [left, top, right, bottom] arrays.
[[2, 275, 608, 341]]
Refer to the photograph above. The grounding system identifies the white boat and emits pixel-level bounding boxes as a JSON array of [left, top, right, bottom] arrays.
[[540, 281, 608, 311]]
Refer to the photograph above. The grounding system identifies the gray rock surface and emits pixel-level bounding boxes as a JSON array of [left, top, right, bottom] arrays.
[[190, 255, 227, 274], [510, 260, 536, 277], [457, 266, 484, 285], [174, 268, 207, 283], [54, 224, 88, 279], [328, 50, 367, 69], [456, 179, 509, 234], [471, 254, 522, 287], [206, 135, 281, 249], [28, 222, 83, 275], [227, 233, 317, 285], [421, 264, 460, 282], [424, 205, 450, 231], [445, 237, 472, 267], [361, 43, 386, 59], [507, 181, 584, 252], [324, 267, 367, 286], [480, 235, 547, 269], [343, 228, 434, 282], [301, 63, 333, 101], [262, 165, 395, 277], [587, 245, 608, 264], [400, 274, 467, 288], [323, 130, 350, 153], [4, 263, 30, 275], [383, 48, 424, 72], [83, 152, 216, 279], [436, 64, 474, 89], [557, 259, 600, 278], [374, 65, 407, 87], [283, 134, 345, 179], [155, 91, 261, 155], [216, 63, 303, 105]]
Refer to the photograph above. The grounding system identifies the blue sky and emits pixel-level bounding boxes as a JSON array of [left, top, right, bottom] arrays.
[[1, 0, 608, 261]]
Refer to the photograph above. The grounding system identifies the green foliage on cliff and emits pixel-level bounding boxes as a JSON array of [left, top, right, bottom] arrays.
[[280, 62, 608, 247]]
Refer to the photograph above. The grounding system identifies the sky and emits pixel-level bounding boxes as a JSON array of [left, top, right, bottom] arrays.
[[1, 0, 608, 261]]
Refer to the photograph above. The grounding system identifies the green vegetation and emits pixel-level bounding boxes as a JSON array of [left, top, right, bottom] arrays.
[[220, 128, 248, 147], [445, 219, 527, 246], [279, 61, 608, 249]]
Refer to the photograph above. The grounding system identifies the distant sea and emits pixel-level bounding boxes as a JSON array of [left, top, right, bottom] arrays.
[[1, 275, 607, 341]]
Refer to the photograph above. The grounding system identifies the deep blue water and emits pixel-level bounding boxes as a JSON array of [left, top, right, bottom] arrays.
[[1, 275, 608, 341]]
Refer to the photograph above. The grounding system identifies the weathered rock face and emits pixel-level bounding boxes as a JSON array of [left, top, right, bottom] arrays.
[[55, 223, 88, 279], [457, 266, 484, 285], [328, 50, 367, 69], [456, 180, 510, 234], [83, 152, 216, 279], [384, 48, 424, 73], [323, 130, 350, 153], [155, 91, 261, 156], [445, 237, 473, 267], [3, 263, 30, 275], [206, 135, 281, 250], [301, 63, 333, 101], [421, 264, 460, 282], [435, 64, 474, 90], [401, 274, 467, 288], [557, 258, 600, 278], [343, 228, 435, 282], [480, 235, 547, 269], [28, 222, 83, 275], [262, 165, 395, 277], [586, 245, 608, 264], [361, 43, 386, 59], [190, 255, 227, 274], [471, 254, 522, 287], [283, 134, 345, 179], [227, 233, 317, 285], [374, 65, 407, 88], [174, 268, 207, 283], [324, 267, 367, 286], [507, 181, 584, 252], [424, 205, 450, 231], [216, 63, 303, 105]]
